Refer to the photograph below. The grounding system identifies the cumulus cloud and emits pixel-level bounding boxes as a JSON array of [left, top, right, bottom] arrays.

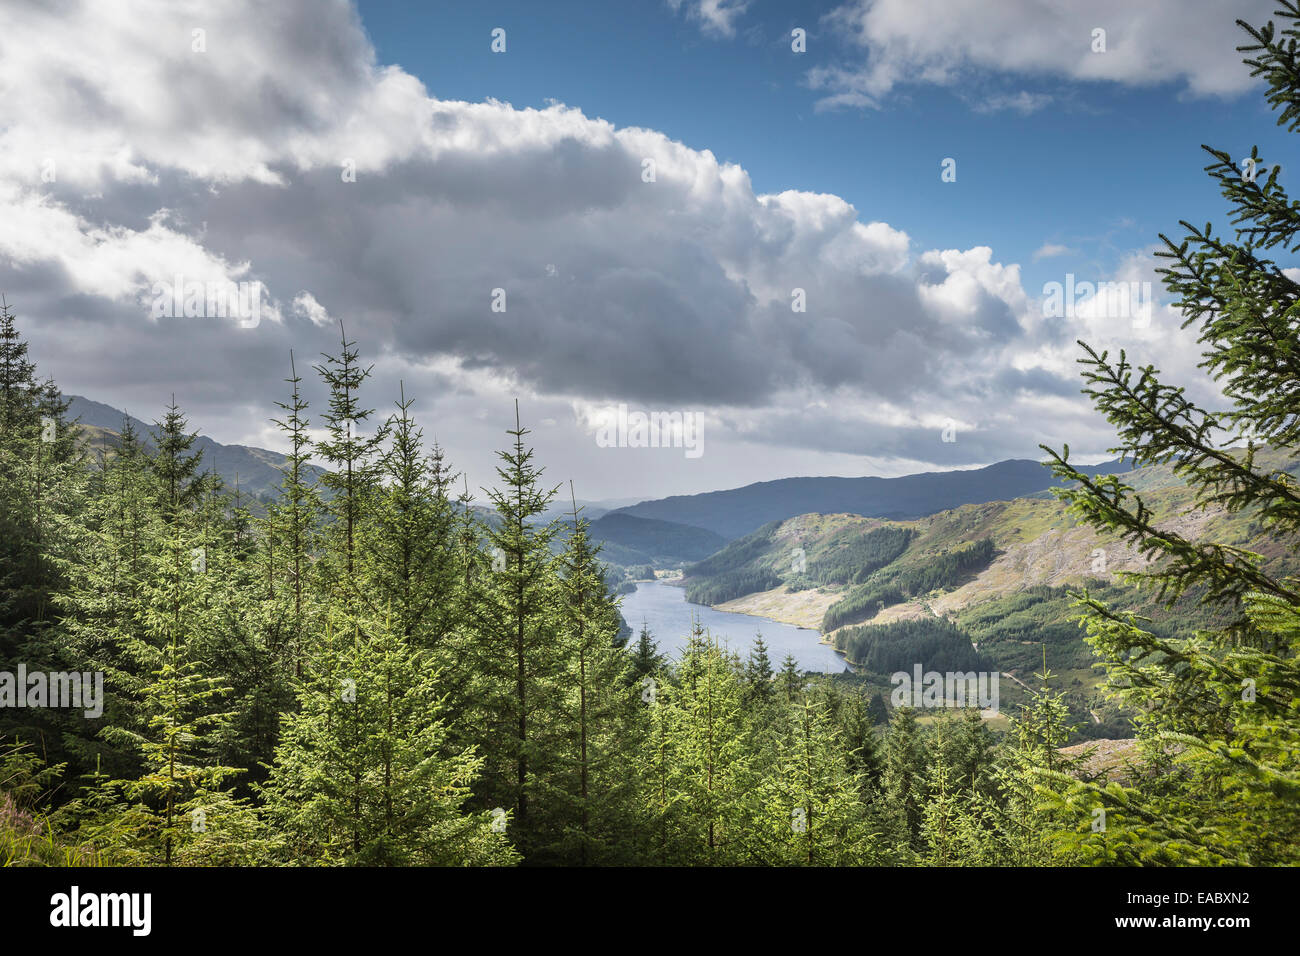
[[0, 0, 1225, 497], [292, 291, 333, 327], [809, 0, 1274, 110]]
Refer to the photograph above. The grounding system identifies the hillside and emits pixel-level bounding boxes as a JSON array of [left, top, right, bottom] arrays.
[[587, 512, 726, 566], [68, 395, 326, 500], [679, 449, 1300, 737], [609, 457, 1130, 540]]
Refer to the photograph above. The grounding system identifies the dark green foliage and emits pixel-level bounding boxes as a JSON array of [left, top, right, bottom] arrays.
[[820, 538, 996, 631], [833, 617, 993, 675], [1031, 3, 1300, 865], [811, 526, 915, 585], [684, 567, 782, 605], [889, 538, 996, 596], [683, 522, 779, 577], [821, 581, 906, 631]]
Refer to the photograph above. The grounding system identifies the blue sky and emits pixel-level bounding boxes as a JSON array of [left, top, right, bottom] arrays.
[[3, 0, 1294, 500], [358, 0, 1293, 294]]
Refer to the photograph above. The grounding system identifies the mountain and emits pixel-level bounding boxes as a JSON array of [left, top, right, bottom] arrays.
[[608, 458, 1133, 540], [67, 395, 325, 499], [587, 512, 727, 567], [674, 447, 1300, 738]]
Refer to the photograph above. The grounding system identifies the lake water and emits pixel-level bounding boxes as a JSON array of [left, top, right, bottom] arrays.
[[618, 580, 850, 673]]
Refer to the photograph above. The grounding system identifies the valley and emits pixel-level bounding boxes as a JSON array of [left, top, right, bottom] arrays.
[[606, 446, 1300, 743]]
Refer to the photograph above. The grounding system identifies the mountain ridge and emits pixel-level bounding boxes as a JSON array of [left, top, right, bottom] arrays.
[[67, 395, 326, 499], [609, 457, 1132, 540]]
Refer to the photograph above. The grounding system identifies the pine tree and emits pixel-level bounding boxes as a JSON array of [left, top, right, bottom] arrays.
[[262, 608, 515, 865], [752, 696, 877, 865], [919, 713, 990, 866], [0, 310, 87, 783], [94, 401, 250, 865], [53, 417, 158, 778], [650, 630, 754, 864], [970, 669, 1078, 866], [539, 485, 645, 864], [456, 403, 561, 855], [0, 301, 82, 676], [264, 350, 320, 678], [882, 706, 926, 851], [839, 690, 884, 793], [629, 621, 663, 681], [363, 383, 460, 653], [1039, 4, 1300, 865], [313, 324, 385, 613], [743, 635, 776, 708], [776, 653, 802, 703]]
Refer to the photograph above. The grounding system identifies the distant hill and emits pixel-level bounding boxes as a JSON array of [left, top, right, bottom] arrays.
[[588, 512, 726, 567], [674, 447, 1300, 741], [609, 458, 1133, 540], [67, 395, 326, 499]]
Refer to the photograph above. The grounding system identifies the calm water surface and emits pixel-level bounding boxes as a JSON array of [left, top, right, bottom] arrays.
[[618, 580, 849, 672]]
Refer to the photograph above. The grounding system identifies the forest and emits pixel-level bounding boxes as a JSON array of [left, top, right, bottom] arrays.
[[1, 278, 1297, 865], [3, 5, 1300, 869]]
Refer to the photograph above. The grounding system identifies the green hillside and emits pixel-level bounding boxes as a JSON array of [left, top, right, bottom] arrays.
[[680, 448, 1300, 737], [587, 512, 726, 566]]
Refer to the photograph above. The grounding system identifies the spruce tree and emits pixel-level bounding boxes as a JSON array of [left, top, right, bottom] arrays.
[[1040, 4, 1300, 865], [539, 485, 645, 864], [313, 324, 385, 613], [752, 695, 877, 865], [264, 350, 321, 678], [651, 630, 754, 864], [629, 621, 664, 681], [776, 653, 802, 703], [262, 609, 516, 866], [364, 383, 460, 653], [456, 403, 561, 855], [882, 705, 926, 851], [743, 635, 776, 708]]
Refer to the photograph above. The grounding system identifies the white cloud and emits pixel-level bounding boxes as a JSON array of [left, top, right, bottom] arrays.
[[292, 291, 333, 327], [667, 0, 751, 38], [1032, 243, 1072, 261], [0, 0, 1228, 497], [810, 0, 1274, 110], [972, 91, 1054, 115]]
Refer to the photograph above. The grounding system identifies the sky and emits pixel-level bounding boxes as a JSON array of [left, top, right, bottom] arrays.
[[0, 0, 1293, 502]]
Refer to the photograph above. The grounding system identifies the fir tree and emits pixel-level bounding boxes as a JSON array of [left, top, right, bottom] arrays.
[[882, 706, 926, 851], [752, 696, 877, 865], [540, 484, 645, 864], [1039, 4, 1300, 865], [743, 634, 776, 708], [313, 324, 385, 611], [262, 610, 516, 866], [457, 403, 561, 854], [629, 621, 663, 681], [264, 350, 320, 678]]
